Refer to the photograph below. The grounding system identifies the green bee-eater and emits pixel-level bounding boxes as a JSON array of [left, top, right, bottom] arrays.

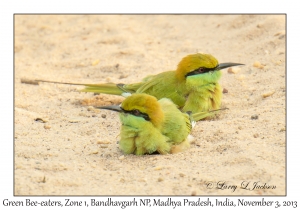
[[36, 53, 243, 114], [97, 93, 214, 155]]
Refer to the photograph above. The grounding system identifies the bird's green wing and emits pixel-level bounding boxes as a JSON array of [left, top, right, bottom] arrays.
[[119, 113, 172, 155], [133, 71, 186, 108], [159, 98, 191, 145]]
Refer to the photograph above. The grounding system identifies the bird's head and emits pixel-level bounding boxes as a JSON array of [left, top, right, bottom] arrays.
[[97, 93, 164, 128], [176, 53, 244, 83]]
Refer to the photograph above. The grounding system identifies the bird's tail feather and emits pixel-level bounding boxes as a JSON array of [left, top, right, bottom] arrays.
[[35, 79, 125, 95], [80, 84, 125, 95], [190, 108, 228, 122], [191, 111, 214, 122]]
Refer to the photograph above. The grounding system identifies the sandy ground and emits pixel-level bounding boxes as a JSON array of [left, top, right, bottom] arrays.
[[14, 15, 285, 195]]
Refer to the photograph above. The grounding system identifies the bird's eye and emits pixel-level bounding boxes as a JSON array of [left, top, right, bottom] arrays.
[[132, 109, 140, 116], [198, 68, 205, 73], [126, 109, 150, 121]]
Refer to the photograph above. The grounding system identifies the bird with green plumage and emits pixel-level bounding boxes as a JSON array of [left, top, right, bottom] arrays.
[[97, 93, 216, 155], [36, 53, 243, 115]]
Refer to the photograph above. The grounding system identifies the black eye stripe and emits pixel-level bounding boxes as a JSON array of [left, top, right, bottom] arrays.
[[185, 65, 219, 77], [121, 108, 150, 121]]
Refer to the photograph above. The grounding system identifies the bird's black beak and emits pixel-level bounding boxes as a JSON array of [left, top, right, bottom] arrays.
[[218, 63, 244, 70], [95, 105, 123, 113]]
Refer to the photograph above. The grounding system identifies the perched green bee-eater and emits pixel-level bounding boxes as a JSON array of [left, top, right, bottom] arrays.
[[36, 53, 243, 114], [98, 93, 214, 155]]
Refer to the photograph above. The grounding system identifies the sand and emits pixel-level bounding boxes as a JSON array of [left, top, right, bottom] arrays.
[[14, 15, 285, 195]]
